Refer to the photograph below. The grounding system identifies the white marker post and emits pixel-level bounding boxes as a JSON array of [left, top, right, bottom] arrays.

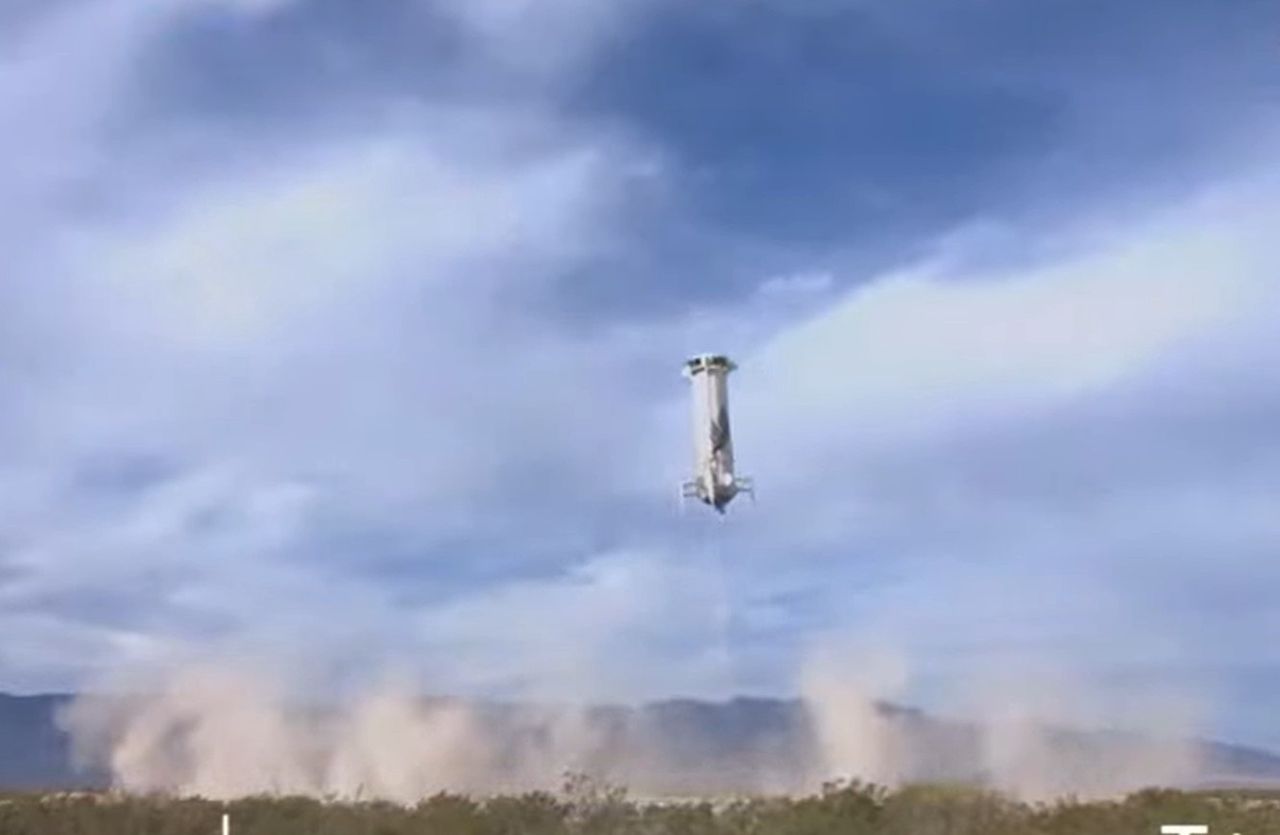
[[222, 812, 230, 835]]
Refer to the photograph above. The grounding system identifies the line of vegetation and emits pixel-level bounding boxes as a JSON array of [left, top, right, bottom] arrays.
[[1, 776, 1277, 835]]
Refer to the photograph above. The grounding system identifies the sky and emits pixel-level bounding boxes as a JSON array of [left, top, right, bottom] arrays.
[[2, 0, 1280, 747]]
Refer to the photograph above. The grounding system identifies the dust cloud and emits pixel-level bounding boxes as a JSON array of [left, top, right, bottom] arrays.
[[59, 664, 622, 801], [57, 649, 1213, 802], [798, 643, 1206, 801]]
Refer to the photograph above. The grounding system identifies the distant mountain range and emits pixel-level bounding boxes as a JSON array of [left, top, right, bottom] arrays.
[[4, 692, 1280, 795]]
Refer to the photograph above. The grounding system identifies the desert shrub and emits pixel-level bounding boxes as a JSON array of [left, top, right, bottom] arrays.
[[483, 791, 569, 835], [878, 784, 1030, 835], [1, 784, 1279, 834]]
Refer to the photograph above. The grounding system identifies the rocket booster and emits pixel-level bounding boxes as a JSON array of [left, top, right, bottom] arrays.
[[681, 354, 753, 513]]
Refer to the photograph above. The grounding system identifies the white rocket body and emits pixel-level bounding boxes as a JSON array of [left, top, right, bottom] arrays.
[[681, 354, 753, 512]]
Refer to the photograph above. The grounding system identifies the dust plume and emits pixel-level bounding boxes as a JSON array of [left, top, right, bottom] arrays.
[[58, 663, 617, 800], [798, 643, 1206, 800], [59, 649, 1213, 802], [961, 662, 1204, 800], [800, 642, 912, 786]]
